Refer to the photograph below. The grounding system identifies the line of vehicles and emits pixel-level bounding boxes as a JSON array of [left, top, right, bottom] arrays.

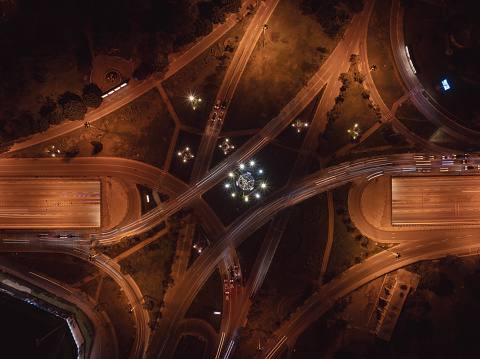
[[211, 99, 228, 123], [38, 233, 85, 239], [413, 153, 480, 172], [224, 265, 241, 301]]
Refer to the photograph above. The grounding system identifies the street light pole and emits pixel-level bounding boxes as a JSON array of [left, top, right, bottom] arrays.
[[84, 122, 108, 133], [262, 24, 268, 48]]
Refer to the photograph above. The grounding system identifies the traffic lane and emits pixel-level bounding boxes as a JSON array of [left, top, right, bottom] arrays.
[[261, 235, 480, 359]]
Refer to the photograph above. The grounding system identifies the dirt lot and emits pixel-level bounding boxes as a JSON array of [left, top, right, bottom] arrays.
[[224, 0, 339, 132]]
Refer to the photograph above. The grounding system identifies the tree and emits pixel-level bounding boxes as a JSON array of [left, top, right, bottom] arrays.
[[221, 0, 242, 14], [349, 54, 360, 65], [361, 89, 371, 100], [63, 99, 87, 121], [194, 18, 213, 37], [132, 61, 154, 80], [59, 92, 87, 122], [90, 141, 103, 155], [353, 71, 365, 83], [210, 6, 226, 24], [82, 83, 103, 109]]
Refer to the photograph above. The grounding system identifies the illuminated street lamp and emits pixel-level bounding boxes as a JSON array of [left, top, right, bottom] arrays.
[[177, 147, 194, 163], [292, 119, 309, 133], [219, 138, 235, 155], [347, 123, 361, 140], [263, 24, 268, 48], [225, 160, 267, 202], [46, 145, 61, 157], [188, 95, 202, 110]]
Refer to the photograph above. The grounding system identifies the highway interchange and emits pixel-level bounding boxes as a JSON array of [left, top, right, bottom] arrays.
[[1, 0, 480, 358]]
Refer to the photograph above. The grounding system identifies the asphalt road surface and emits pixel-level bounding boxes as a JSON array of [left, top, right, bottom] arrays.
[[392, 176, 480, 225], [0, 180, 100, 228]]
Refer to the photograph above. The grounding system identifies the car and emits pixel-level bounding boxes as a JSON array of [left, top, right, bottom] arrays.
[[225, 291, 230, 301], [211, 112, 217, 122], [224, 279, 229, 290], [465, 166, 475, 170], [214, 101, 220, 109], [230, 279, 234, 288], [221, 100, 227, 109], [230, 268, 235, 277], [218, 114, 223, 122], [442, 155, 456, 160], [234, 265, 239, 275], [463, 160, 472, 164]]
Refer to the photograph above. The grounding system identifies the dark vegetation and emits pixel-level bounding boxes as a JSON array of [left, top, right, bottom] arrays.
[[367, 0, 406, 109], [235, 195, 329, 358], [101, 222, 166, 259], [118, 215, 181, 327], [318, 57, 381, 157], [299, 0, 363, 39], [295, 256, 480, 358], [98, 276, 136, 359], [404, 0, 480, 128], [323, 184, 383, 283], [0, 0, 242, 146]]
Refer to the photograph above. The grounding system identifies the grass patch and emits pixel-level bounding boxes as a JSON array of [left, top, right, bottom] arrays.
[[367, 0, 406, 109], [318, 76, 380, 157], [184, 267, 223, 332], [162, 13, 254, 129], [168, 130, 202, 184], [326, 123, 415, 166], [101, 221, 167, 259], [202, 143, 297, 226], [275, 89, 325, 151], [97, 275, 136, 359], [396, 99, 438, 140], [323, 184, 384, 283], [235, 193, 329, 357], [172, 334, 207, 359], [224, 0, 340, 132], [236, 221, 271, 282], [118, 220, 178, 321], [5, 88, 176, 169]]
